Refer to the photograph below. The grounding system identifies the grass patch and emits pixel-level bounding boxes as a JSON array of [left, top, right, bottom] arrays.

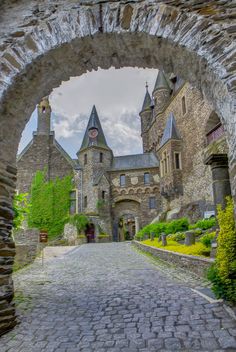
[[142, 239, 210, 257]]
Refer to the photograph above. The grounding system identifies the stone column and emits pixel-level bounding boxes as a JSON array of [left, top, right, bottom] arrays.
[[204, 154, 232, 210], [135, 217, 139, 235], [0, 161, 17, 335]]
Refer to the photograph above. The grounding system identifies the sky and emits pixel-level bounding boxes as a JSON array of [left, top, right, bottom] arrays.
[[18, 67, 158, 158]]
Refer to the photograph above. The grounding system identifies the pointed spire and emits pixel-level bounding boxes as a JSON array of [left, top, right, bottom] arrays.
[[153, 70, 171, 94], [141, 83, 152, 112], [79, 105, 110, 152], [159, 112, 181, 148]]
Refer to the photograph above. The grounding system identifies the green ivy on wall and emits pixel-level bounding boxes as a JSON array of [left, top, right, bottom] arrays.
[[28, 170, 73, 239]]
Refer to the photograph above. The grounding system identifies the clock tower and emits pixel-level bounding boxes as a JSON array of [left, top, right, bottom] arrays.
[[77, 105, 113, 215]]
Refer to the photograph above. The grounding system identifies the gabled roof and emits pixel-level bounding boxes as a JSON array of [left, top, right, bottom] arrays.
[[93, 171, 109, 186], [159, 112, 181, 148], [153, 70, 171, 93], [141, 87, 152, 112], [53, 139, 77, 168], [79, 105, 111, 152], [110, 152, 159, 171]]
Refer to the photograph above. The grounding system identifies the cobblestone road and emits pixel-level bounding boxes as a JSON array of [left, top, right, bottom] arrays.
[[1, 243, 236, 351]]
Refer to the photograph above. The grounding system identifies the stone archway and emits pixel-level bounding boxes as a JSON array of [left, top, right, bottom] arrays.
[[0, 0, 236, 335]]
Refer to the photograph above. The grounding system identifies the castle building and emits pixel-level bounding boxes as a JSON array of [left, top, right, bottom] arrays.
[[17, 70, 231, 242]]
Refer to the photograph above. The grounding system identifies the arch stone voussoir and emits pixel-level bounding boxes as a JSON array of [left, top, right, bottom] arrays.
[[0, 0, 236, 335]]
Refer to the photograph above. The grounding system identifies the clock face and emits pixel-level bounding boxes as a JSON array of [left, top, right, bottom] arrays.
[[88, 128, 98, 139]]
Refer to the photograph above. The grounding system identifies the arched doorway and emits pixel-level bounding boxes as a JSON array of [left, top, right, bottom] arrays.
[[85, 223, 95, 244], [0, 0, 235, 335]]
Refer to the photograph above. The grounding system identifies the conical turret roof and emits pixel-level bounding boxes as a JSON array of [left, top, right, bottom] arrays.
[[141, 86, 152, 112], [153, 70, 171, 93], [159, 112, 181, 148], [79, 105, 110, 152]]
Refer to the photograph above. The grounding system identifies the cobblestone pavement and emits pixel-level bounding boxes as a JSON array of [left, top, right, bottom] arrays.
[[1, 243, 236, 352]]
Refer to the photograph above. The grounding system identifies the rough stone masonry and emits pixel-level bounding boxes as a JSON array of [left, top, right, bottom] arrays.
[[0, 0, 236, 335]]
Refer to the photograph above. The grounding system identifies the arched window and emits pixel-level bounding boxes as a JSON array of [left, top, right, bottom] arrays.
[[205, 112, 224, 145], [120, 174, 126, 187], [144, 172, 150, 185]]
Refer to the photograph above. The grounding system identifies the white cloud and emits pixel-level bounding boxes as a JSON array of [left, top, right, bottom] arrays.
[[19, 67, 158, 157]]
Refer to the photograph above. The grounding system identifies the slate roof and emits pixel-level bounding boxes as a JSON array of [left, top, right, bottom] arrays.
[[110, 152, 159, 171], [153, 70, 171, 93], [141, 88, 152, 112], [79, 105, 111, 152], [159, 112, 181, 148]]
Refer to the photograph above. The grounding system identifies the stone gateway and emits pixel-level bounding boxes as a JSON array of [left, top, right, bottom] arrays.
[[0, 0, 236, 337]]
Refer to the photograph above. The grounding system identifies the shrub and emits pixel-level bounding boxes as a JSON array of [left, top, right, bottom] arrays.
[[167, 232, 185, 242], [208, 197, 236, 302], [135, 218, 189, 240], [190, 217, 216, 230], [98, 233, 109, 239], [200, 232, 216, 248], [68, 213, 89, 235], [143, 239, 210, 257], [165, 218, 189, 234]]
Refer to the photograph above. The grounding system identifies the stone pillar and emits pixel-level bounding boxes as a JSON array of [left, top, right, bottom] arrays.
[[135, 217, 139, 235], [185, 231, 195, 246], [0, 162, 17, 335], [161, 233, 167, 246], [205, 154, 232, 209]]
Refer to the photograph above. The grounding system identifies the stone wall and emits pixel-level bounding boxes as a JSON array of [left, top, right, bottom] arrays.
[[133, 241, 214, 278], [13, 228, 40, 270], [110, 168, 160, 228], [17, 135, 74, 194], [0, 0, 235, 337], [147, 83, 215, 220]]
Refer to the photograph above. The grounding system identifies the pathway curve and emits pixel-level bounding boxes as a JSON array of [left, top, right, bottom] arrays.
[[0, 243, 236, 352]]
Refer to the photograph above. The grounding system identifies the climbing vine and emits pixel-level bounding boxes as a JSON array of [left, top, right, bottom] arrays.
[[28, 170, 73, 239]]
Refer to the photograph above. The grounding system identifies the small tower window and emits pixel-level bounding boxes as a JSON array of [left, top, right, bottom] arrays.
[[102, 191, 106, 200], [144, 172, 150, 185], [84, 196, 87, 208], [42, 106, 46, 113], [174, 152, 181, 170], [120, 174, 126, 187], [84, 154, 87, 165], [100, 152, 103, 163], [182, 96, 186, 115]]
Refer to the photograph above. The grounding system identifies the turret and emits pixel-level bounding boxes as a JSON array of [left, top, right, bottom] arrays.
[[140, 83, 153, 153], [77, 105, 113, 214], [37, 97, 51, 135], [152, 70, 171, 116]]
